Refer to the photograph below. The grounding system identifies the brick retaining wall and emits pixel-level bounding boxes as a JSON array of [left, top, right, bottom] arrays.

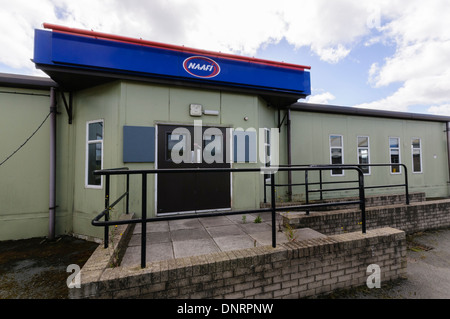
[[70, 227, 406, 299], [282, 199, 450, 235], [262, 192, 425, 211]]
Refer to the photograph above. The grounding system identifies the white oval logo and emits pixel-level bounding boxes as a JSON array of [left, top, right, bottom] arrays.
[[183, 56, 221, 78]]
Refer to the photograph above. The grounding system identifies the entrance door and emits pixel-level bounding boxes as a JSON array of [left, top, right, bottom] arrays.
[[157, 124, 231, 214]]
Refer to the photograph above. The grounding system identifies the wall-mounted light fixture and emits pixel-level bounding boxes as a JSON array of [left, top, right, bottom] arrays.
[[203, 109, 219, 116]]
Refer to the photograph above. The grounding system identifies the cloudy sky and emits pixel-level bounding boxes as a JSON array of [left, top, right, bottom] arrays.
[[1, 0, 450, 115]]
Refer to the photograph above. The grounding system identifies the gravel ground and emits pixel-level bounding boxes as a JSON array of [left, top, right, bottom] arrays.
[[0, 235, 98, 299]]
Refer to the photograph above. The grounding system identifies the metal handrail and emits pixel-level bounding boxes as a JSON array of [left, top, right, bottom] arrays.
[[92, 165, 366, 268], [96, 167, 130, 246], [264, 163, 409, 206]]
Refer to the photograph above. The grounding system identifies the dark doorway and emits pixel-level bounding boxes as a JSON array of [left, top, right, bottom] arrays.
[[157, 124, 231, 214]]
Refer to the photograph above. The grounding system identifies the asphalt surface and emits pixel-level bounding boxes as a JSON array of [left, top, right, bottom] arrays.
[[319, 227, 450, 299]]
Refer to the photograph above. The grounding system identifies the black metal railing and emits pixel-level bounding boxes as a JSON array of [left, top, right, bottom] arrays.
[[92, 165, 366, 268], [102, 167, 130, 246], [264, 163, 409, 208]]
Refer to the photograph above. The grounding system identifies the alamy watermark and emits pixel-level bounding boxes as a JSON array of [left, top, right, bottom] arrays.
[[169, 120, 279, 173], [366, 5, 382, 30], [67, 264, 81, 289], [366, 264, 381, 288]]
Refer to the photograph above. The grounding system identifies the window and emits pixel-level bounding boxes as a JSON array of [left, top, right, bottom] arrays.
[[357, 136, 370, 175], [330, 135, 343, 175], [203, 128, 224, 164], [167, 132, 186, 161], [86, 120, 104, 188], [232, 129, 257, 163], [264, 128, 271, 166], [389, 137, 401, 174], [263, 128, 271, 182], [412, 138, 422, 173]]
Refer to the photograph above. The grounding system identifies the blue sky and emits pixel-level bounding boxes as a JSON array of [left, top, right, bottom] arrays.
[[1, 0, 450, 115], [257, 38, 401, 107]]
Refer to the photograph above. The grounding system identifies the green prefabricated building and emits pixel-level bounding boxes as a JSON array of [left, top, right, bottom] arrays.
[[1, 24, 450, 242]]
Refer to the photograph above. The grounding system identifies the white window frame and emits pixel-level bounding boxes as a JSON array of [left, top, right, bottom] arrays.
[[389, 136, 401, 174], [85, 119, 104, 189], [357, 136, 371, 175], [411, 137, 423, 174], [330, 134, 344, 176], [232, 128, 257, 164], [264, 128, 271, 182], [264, 128, 271, 166]]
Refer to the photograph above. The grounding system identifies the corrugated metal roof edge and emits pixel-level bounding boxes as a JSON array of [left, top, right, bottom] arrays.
[[289, 102, 450, 123]]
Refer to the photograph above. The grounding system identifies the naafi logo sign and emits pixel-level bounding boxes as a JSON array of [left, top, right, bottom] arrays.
[[183, 56, 221, 78]]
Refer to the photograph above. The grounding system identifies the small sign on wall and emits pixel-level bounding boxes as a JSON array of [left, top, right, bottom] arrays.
[[123, 126, 155, 163]]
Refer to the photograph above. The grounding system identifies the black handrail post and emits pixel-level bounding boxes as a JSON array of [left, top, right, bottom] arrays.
[[141, 173, 147, 268], [319, 170, 323, 201], [126, 174, 130, 214], [305, 170, 310, 215], [263, 175, 267, 204], [358, 169, 366, 234], [104, 174, 110, 249], [270, 171, 276, 248], [403, 164, 410, 205]]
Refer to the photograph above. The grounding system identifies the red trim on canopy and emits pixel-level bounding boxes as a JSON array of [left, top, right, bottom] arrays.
[[43, 23, 311, 72]]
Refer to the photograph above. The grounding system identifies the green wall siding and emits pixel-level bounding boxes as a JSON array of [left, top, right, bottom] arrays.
[[69, 82, 123, 239], [287, 111, 449, 200], [0, 87, 56, 240]]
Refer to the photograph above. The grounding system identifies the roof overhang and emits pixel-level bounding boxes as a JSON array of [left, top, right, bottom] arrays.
[[33, 24, 311, 107], [0, 72, 57, 90]]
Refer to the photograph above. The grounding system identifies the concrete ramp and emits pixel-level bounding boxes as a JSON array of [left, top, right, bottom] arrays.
[[121, 212, 326, 267]]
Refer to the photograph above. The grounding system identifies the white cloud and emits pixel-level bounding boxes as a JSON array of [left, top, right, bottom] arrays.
[[307, 92, 336, 105], [314, 45, 351, 64], [428, 104, 450, 116], [279, 0, 375, 63], [370, 40, 450, 88], [357, 70, 450, 112], [0, 0, 56, 74], [0, 0, 389, 74], [355, 0, 450, 115]]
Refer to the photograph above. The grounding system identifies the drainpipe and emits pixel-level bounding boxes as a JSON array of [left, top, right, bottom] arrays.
[[287, 108, 292, 202], [48, 87, 56, 240], [447, 122, 450, 183]]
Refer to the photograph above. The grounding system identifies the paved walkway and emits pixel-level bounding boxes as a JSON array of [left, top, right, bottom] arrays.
[[400, 228, 450, 298], [121, 212, 326, 266]]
